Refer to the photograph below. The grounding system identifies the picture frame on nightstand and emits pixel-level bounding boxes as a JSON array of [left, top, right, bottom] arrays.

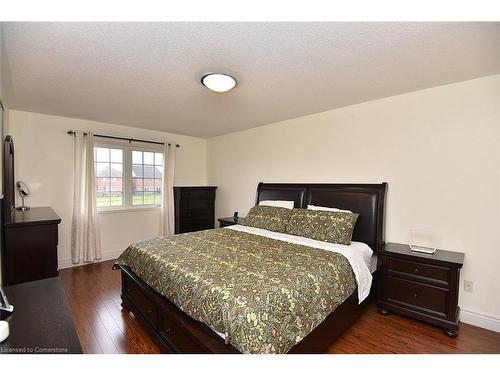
[[410, 229, 437, 254]]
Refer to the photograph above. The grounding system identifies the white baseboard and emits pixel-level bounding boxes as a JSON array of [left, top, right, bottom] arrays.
[[460, 309, 500, 333], [58, 249, 123, 270]]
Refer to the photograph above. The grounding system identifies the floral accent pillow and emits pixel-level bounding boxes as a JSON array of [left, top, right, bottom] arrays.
[[240, 205, 293, 233], [285, 208, 359, 245]]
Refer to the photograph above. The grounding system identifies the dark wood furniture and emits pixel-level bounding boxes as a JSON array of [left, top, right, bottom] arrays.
[[115, 182, 387, 353], [218, 216, 242, 227], [2, 207, 61, 286], [0, 277, 82, 353], [174, 186, 217, 234], [2, 136, 15, 221], [1, 136, 63, 286], [377, 242, 464, 337]]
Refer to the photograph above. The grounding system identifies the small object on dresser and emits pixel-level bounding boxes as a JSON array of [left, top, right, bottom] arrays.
[[233, 211, 238, 218], [377, 242, 464, 337], [15, 181, 31, 211], [410, 229, 436, 254]]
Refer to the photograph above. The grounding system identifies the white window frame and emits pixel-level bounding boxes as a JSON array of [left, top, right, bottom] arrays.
[[94, 140, 163, 213]]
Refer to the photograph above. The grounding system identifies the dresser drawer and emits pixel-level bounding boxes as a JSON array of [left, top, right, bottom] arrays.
[[124, 279, 158, 328], [181, 189, 215, 200], [181, 218, 214, 233], [382, 275, 448, 316], [158, 311, 206, 353], [385, 256, 449, 284], [182, 207, 213, 219]]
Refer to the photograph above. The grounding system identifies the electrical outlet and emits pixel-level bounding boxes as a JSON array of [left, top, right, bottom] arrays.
[[464, 280, 473, 293]]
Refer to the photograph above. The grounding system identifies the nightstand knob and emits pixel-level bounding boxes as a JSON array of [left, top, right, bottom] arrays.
[[414, 268, 419, 274], [413, 292, 418, 298]]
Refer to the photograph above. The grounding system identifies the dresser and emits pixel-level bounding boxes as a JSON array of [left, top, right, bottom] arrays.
[[0, 277, 82, 353], [2, 207, 61, 286], [377, 242, 464, 337], [174, 186, 217, 234]]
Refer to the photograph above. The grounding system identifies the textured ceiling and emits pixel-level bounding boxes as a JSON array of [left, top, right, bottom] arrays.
[[2, 22, 500, 138]]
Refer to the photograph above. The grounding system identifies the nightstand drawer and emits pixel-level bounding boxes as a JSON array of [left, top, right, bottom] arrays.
[[385, 256, 449, 284], [382, 275, 448, 316]]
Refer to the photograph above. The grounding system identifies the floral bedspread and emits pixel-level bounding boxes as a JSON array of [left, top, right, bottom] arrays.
[[116, 228, 356, 353]]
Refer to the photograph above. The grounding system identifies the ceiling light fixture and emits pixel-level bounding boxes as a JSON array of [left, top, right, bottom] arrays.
[[201, 73, 237, 93]]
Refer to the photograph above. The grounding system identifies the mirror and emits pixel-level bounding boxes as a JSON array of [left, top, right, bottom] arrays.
[[16, 180, 30, 211]]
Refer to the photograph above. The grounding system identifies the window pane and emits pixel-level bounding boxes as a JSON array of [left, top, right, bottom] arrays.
[[95, 162, 110, 177], [154, 153, 163, 165], [110, 149, 122, 163], [131, 149, 164, 207], [132, 192, 143, 205], [96, 177, 110, 192], [155, 178, 162, 192], [110, 163, 122, 178], [144, 192, 154, 205], [110, 192, 123, 206], [132, 164, 143, 178], [155, 166, 163, 179], [144, 152, 154, 165], [110, 177, 122, 192], [96, 192, 110, 207], [132, 151, 142, 164], [132, 178, 143, 192], [94, 146, 123, 209], [154, 192, 162, 205], [144, 165, 154, 178], [95, 147, 109, 162], [143, 179, 154, 192]]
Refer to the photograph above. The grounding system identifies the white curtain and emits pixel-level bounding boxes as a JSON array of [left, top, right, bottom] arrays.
[[71, 132, 102, 263], [160, 143, 176, 236]]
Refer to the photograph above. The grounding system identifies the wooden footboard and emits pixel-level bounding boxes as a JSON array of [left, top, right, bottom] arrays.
[[115, 264, 376, 354]]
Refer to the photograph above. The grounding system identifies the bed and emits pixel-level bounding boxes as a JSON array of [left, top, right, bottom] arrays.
[[113, 182, 387, 353]]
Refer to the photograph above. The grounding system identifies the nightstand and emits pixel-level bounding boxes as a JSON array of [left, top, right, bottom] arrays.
[[377, 242, 464, 337], [218, 217, 242, 228]]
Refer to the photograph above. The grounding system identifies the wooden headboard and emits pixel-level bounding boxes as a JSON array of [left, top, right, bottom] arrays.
[[255, 182, 387, 252]]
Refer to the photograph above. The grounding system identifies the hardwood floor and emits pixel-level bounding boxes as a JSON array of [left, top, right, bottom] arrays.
[[60, 260, 500, 354]]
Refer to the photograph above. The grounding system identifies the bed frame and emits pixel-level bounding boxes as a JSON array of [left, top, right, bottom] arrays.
[[115, 182, 387, 353]]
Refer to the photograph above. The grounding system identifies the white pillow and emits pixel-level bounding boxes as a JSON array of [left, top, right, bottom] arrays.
[[307, 204, 352, 213], [259, 200, 295, 209]]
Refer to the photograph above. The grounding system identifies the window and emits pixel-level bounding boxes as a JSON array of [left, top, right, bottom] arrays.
[[94, 144, 163, 210], [95, 147, 123, 208], [132, 151, 163, 206]]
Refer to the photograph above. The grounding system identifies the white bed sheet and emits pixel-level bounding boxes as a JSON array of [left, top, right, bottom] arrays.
[[227, 224, 373, 303]]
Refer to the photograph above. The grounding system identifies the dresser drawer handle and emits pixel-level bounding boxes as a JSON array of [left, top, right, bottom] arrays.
[[147, 308, 153, 314], [414, 268, 419, 274], [413, 292, 418, 298]]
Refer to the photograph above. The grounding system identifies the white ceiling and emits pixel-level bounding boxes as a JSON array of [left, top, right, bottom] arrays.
[[2, 22, 499, 138]]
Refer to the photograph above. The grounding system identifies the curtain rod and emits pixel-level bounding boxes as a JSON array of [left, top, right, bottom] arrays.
[[66, 130, 180, 148]]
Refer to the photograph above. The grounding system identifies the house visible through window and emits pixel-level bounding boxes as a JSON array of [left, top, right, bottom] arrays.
[[94, 145, 163, 209], [95, 147, 123, 207], [132, 150, 163, 205]]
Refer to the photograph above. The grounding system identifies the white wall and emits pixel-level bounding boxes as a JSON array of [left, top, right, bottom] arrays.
[[207, 75, 500, 327], [6, 110, 208, 267]]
